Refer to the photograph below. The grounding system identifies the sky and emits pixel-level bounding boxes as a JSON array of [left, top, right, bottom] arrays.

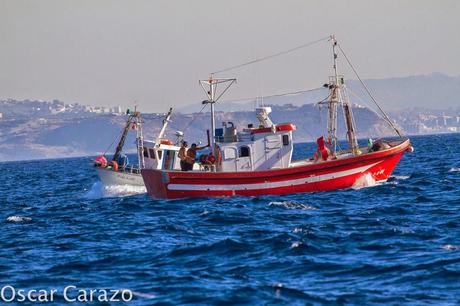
[[0, 0, 459, 112]]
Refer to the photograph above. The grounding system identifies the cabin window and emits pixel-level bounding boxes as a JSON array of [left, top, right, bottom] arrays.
[[162, 150, 175, 170], [143, 148, 149, 158], [148, 148, 156, 159], [282, 135, 290, 146], [239, 146, 250, 157]]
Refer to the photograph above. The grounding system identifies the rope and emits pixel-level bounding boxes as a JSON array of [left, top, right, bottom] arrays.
[[183, 103, 208, 132], [347, 87, 396, 129], [212, 36, 330, 75], [336, 43, 403, 138], [220, 86, 326, 104], [102, 120, 128, 156]]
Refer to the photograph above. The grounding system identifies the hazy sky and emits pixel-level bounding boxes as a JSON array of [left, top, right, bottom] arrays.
[[1, 0, 459, 112]]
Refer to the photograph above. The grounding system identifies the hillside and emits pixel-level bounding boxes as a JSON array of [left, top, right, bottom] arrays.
[[0, 100, 394, 161], [1, 92, 459, 161]]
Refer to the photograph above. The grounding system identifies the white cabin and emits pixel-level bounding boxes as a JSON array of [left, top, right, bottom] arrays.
[[216, 107, 295, 172], [142, 140, 182, 170]]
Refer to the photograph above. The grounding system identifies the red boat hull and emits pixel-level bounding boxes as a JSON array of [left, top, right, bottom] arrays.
[[142, 139, 411, 199]]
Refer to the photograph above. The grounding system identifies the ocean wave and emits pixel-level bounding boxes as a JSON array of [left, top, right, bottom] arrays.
[[448, 167, 460, 172], [391, 175, 410, 180], [442, 244, 459, 251], [84, 181, 146, 199], [290, 241, 302, 248], [7, 215, 32, 223], [130, 291, 156, 300], [268, 201, 317, 210]]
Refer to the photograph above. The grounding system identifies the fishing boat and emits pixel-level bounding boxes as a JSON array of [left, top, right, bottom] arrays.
[[141, 36, 413, 199], [94, 108, 182, 186]]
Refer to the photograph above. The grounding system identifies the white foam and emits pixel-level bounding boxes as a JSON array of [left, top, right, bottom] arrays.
[[293, 227, 302, 233], [200, 209, 210, 216], [130, 291, 156, 299], [268, 201, 317, 210], [391, 175, 410, 180], [352, 173, 378, 190], [442, 244, 459, 251], [84, 181, 146, 199], [292, 227, 314, 234], [449, 167, 460, 173], [290, 241, 302, 248], [7, 216, 32, 222]]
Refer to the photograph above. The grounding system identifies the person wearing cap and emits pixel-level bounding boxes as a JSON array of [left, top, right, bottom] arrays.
[[178, 141, 189, 171]]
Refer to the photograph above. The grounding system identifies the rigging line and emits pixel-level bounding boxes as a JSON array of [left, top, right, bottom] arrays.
[[183, 103, 208, 132], [220, 86, 326, 104], [347, 86, 396, 128], [102, 123, 126, 156], [336, 43, 403, 138], [211, 36, 330, 75]]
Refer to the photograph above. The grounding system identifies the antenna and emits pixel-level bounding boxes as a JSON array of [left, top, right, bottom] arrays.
[[199, 75, 236, 155]]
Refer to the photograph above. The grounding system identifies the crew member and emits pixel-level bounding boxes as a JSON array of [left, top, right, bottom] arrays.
[[178, 141, 189, 171], [186, 143, 209, 171], [314, 136, 331, 162]]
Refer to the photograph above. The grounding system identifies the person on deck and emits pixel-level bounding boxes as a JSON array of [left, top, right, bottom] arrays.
[[314, 136, 331, 162], [178, 141, 189, 171], [186, 143, 209, 171]]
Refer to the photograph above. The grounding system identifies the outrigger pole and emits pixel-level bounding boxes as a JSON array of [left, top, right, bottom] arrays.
[[156, 107, 173, 143], [199, 75, 236, 155], [112, 110, 140, 163]]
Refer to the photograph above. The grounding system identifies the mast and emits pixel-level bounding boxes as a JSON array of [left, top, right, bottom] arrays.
[[327, 36, 340, 155], [199, 75, 236, 155], [327, 35, 359, 155], [136, 112, 144, 170]]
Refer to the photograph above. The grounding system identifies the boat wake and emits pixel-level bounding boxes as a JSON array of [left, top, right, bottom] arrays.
[[84, 181, 146, 199], [448, 167, 460, 173], [352, 173, 379, 190]]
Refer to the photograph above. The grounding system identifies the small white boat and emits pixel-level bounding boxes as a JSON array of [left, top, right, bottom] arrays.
[[94, 108, 181, 186], [95, 166, 145, 186]]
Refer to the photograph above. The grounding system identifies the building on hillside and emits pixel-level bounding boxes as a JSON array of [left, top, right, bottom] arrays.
[[111, 106, 123, 114]]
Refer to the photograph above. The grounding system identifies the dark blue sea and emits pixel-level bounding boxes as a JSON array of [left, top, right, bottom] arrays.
[[1, 133, 459, 305]]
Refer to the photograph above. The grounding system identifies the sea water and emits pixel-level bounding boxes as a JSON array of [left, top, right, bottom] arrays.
[[0, 133, 459, 304]]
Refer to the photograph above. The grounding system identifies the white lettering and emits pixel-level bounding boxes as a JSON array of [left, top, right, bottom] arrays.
[[1, 286, 15, 302], [109, 289, 120, 302], [63, 285, 77, 302], [121, 289, 133, 302], [50, 289, 56, 302], [77, 289, 87, 302], [17, 289, 26, 302], [38, 289, 49, 302], [98, 290, 109, 302], [0, 286, 132, 303], [27, 289, 37, 302]]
